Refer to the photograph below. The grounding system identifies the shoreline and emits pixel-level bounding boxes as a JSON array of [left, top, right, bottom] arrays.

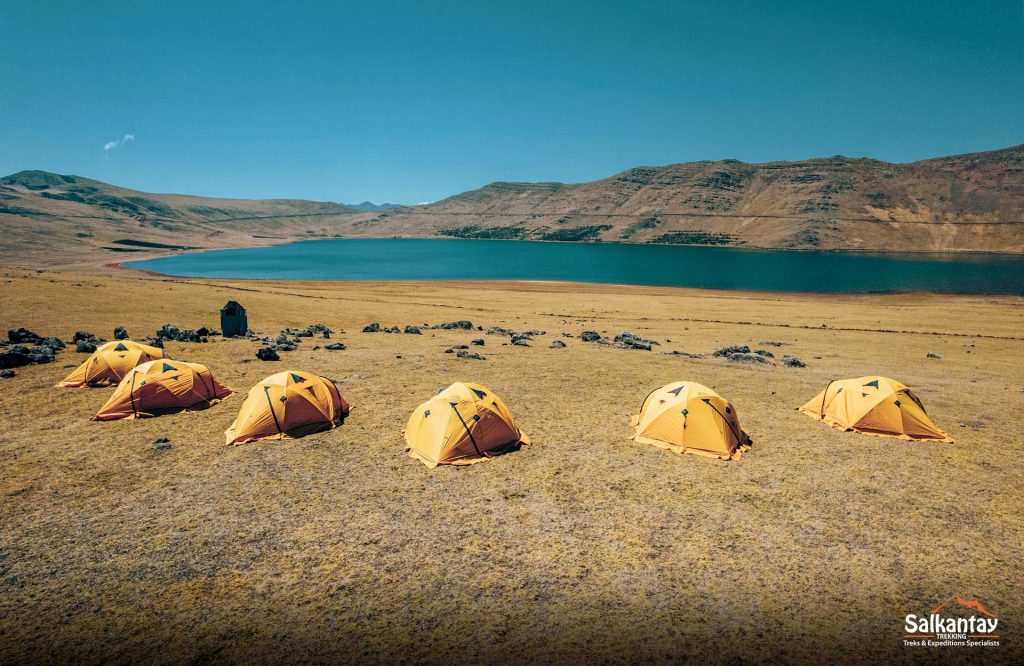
[[104, 236, 1024, 299]]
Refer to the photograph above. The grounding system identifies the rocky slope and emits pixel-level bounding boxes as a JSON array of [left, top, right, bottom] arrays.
[[0, 171, 360, 268], [352, 144, 1024, 252], [2, 144, 1022, 268]]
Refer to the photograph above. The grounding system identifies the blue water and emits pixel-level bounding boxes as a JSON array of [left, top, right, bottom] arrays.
[[125, 238, 1024, 294]]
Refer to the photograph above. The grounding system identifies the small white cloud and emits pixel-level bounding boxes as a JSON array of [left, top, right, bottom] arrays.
[[416, 201, 433, 205], [103, 133, 135, 151]]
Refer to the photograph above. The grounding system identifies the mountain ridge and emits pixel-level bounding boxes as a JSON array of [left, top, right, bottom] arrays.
[[1, 143, 1022, 268]]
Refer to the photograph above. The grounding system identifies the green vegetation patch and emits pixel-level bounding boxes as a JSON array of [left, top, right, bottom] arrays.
[[649, 231, 740, 246], [538, 225, 612, 242], [440, 225, 527, 240]]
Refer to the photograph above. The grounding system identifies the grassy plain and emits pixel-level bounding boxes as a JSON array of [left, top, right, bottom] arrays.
[[1, 268, 1022, 663]]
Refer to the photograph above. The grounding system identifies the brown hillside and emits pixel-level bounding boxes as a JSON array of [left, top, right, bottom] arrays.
[[354, 144, 1024, 252], [0, 171, 363, 269], [2, 144, 1022, 269]]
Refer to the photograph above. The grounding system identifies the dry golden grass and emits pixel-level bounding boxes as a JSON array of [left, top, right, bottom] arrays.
[[1, 268, 1022, 663]]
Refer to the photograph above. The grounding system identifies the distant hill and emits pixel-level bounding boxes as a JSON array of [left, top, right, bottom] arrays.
[[1, 144, 1022, 268], [0, 171, 360, 267], [348, 144, 1024, 253], [344, 201, 402, 212]]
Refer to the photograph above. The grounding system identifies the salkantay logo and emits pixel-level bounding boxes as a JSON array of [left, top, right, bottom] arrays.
[[903, 596, 1001, 648]]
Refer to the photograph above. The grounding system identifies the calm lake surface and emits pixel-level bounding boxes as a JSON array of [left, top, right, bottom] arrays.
[[126, 238, 1024, 294]]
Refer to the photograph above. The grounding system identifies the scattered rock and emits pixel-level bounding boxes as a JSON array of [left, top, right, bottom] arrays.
[[522, 329, 547, 336], [758, 340, 785, 346], [754, 349, 774, 358], [404, 325, 422, 335], [471, 339, 485, 346], [76, 340, 97, 353], [456, 350, 486, 360], [549, 340, 566, 348], [725, 352, 771, 364], [487, 326, 514, 336], [432, 320, 474, 330], [36, 336, 66, 350], [580, 331, 603, 342], [512, 339, 531, 347], [782, 355, 806, 367], [324, 343, 346, 351], [72, 331, 104, 344], [385, 326, 401, 334], [152, 437, 171, 451], [713, 344, 751, 357], [614, 332, 656, 350], [362, 323, 381, 333], [927, 352, 942, 359], [663, 350, 704, 358], [562, 332, 573, 338], [256, 347, 280, 361], [156, 324, 207, 343], [0, 369, 14, 379], [114, 326, 129, 340], [8, 328, 41, 344], [0, 345, 56, 368], [510, 333, 533, 344]]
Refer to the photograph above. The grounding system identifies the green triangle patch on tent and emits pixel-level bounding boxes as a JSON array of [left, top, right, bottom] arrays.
[[162, 363, 177, 372], [114, 342, 129, 351], [863, 379, 880, 388], [291, 373, 305, 383], [471, 388, 486, 399]]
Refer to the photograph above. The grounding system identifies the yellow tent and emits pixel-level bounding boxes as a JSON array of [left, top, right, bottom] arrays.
[[225, 371, 350, 445], [404, 382, 530, 468], [799, 376, 953, 442], [93, 359, 232, 421], [630, 381, 752, 460], [59, 340, 165, 387]]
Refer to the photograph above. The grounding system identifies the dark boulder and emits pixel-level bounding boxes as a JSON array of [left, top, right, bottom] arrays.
[[456, 350, 486, 360], [782, 355, 806, 367], [512, 339, 531, 347], [8, 328, 41, 344], [404, 325, 422, 335], [0, 369, 14, 378], [76, 340, 97, 353], [362, 323, 381, 333], [580, 331, 603, 342], [36, 336, 66, 350], [713, 345, 751, 357], [487, 326, 514, 336], [433, 320, 474, 330], [325, 343, 346, 351], [549, 340, 566, 348], [471, 339, 485, 346], [114, 326, 129, 340], [0, 345, 55, 368], [613, 332, 656, 350], [256, 347, 280, 361]]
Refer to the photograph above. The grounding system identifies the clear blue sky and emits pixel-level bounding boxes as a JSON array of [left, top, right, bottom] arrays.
[[2, 0, 1021, 203]]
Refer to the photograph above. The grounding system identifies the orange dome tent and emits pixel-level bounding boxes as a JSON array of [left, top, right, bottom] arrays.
[[799, 376, 953, 442], [404, 382, 530, 468], [59, 340, 165, 387], [630, 381, 752, 460], [93, 359, 232, 421], [225, 371, 349, 445]]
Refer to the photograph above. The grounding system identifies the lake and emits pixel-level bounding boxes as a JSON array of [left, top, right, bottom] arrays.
[[125, 238, 1024, 295]]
